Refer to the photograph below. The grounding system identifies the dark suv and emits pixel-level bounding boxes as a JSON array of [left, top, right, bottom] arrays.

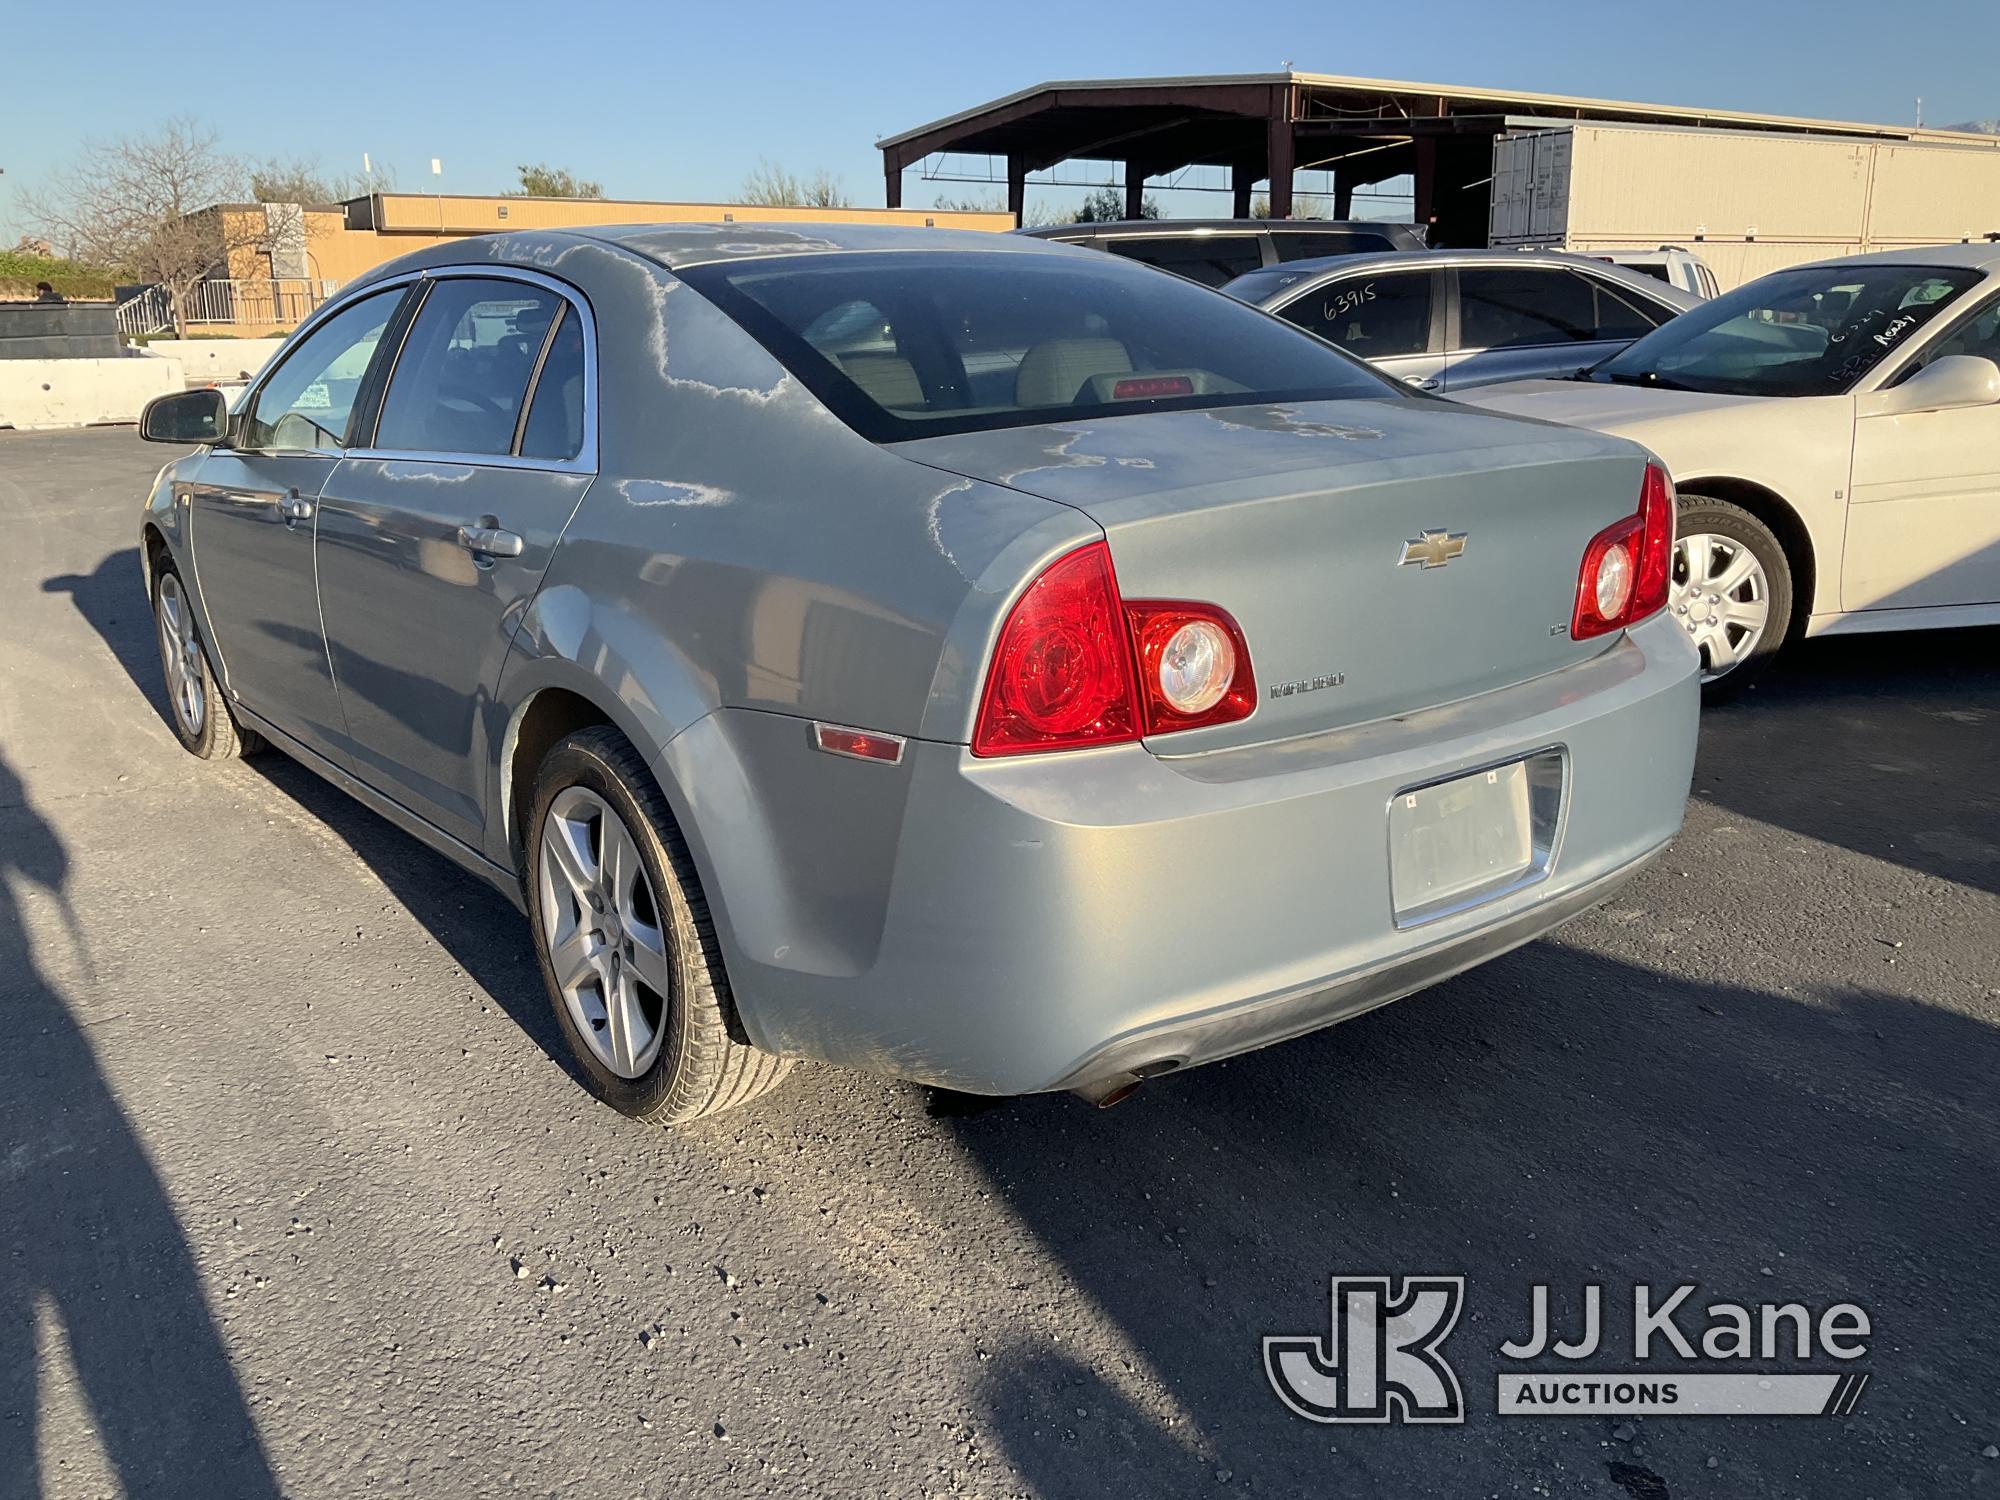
[[1018, 218, 1427, 288]]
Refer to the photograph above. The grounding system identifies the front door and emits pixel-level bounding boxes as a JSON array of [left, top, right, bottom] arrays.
[[312, 274, 594, 848], [1441, 265, 1663, 391], [185, 287, 407, 754], [1844, 295, 2000, 611]]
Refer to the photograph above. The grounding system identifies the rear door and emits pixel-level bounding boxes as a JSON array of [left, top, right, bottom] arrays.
[[1443, 265, 1666, 390], [1270, 267, 1444, 388], [312, 271, 595, 846], [185, 286, 409, 754]]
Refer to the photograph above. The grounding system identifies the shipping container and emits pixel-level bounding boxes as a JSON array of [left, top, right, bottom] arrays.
[[1489, 123, 2000, 290]]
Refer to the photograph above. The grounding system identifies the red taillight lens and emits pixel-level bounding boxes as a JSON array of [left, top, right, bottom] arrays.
[[1126, 602, 1257, 733], [971, 543, 1258, 755], [1632, 461, 1675, 620], [972, 542, 1140, 756], [1572, 462, 1676, 641]]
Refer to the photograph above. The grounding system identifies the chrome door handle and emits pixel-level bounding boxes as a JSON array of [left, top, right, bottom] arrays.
[[277, 491, 314, 522], [457, 524, 524, 559], [1404, 375, 1442, 392]]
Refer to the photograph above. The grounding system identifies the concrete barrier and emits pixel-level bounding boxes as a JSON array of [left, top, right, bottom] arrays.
[[143, 338, 285, 386], [0, 357, 187, 430]]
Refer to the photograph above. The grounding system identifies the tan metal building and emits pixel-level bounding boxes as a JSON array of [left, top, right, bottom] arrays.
[[1489, 123, 2000, 289]]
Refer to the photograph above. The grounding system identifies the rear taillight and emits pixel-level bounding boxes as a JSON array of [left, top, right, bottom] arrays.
[[1126, 602, 1256, 733], [1572, 462, 1676, 641], [971, 542, 1255, 756]]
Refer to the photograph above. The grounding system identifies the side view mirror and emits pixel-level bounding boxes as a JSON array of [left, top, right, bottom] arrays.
[[139, 387, 229, 445], [1870, 354, 2000, 417]]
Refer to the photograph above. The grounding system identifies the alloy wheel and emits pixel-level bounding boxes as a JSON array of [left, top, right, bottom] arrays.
[[1671, 533, 1771, 682], [537, 786, 672, 1079], [155, 574, 207, 737]]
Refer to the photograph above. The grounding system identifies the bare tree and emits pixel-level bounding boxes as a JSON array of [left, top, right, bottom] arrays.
[[509, 163, 604, 199], [23, 118, 269, 336], [739, 161, 851, 209], [250, 154, 383, 204]]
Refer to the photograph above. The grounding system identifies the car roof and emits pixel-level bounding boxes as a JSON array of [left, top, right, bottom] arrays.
[[567, 220, 1067, 269], [1019, 218, 1410, 237], [1788, 241, 2000, 275], [1224, 248, 1701, 305]]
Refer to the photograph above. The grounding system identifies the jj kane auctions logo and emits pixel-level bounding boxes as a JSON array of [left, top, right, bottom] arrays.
[[1266, 1277, 1871, 1423]]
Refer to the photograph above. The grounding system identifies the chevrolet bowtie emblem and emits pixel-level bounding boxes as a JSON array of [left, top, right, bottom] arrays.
[[1399, 529, 1468, 569]]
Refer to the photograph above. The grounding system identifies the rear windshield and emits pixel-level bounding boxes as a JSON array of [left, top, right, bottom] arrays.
[[676, 250, 1400, 441]]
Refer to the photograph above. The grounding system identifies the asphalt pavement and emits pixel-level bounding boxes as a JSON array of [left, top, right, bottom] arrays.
[[1, 425, 1995, 1500]]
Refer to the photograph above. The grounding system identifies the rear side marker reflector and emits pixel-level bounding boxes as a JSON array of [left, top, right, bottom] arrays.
[[813, 722, 906, 765]]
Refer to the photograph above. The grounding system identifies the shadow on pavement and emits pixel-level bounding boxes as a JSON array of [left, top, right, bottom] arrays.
[[244, 753, 575, 1081], [40, 547, 166, 726], [1696, 624, 2000, 895], [945, 939, 2000, 1497], [0, 750, 282, 1497]]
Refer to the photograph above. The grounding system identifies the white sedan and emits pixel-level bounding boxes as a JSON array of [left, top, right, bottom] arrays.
[[1462, 244, 2000, 696]]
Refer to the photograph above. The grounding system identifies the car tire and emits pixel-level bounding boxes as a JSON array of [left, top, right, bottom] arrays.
[[524, 726, 791, 1125], [152, 565, 262, 759], [1672, 495, 1793, 703]]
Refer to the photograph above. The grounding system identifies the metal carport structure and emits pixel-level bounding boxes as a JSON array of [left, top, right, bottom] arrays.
[[879, 73, 1995, 245]]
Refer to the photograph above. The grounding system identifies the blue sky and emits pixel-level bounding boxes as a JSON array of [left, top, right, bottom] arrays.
[[5, 0, 1996, 241]]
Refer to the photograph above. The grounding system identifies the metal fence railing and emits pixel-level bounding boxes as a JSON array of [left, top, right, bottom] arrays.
[[114, 286, 173, 338], [181, 278, 340, 328], [115, 278, 341, 337]]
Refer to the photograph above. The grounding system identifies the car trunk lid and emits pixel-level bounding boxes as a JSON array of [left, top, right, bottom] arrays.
[[896, 398, 1651, 751]]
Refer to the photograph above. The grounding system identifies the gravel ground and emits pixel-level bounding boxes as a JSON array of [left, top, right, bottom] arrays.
[[1, 425, 1995, 1500]]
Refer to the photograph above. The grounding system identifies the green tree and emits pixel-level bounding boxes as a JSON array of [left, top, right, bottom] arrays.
[[510, 163, 604, 199], [1073, 186, 1161, 223]]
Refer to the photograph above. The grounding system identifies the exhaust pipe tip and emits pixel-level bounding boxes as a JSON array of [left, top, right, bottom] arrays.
[[1070, 1071, 1145, 1109]]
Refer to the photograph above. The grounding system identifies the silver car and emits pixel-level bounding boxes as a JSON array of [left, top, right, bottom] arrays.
[[136, 225, 1699, 1122], [1222, 249, 1697, 392]]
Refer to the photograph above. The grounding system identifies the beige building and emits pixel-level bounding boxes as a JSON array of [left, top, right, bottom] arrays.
[[186, 194, 1014, 334]]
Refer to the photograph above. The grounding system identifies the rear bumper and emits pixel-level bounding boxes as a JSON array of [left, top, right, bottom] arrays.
[[676, 613, 1700, 1094]]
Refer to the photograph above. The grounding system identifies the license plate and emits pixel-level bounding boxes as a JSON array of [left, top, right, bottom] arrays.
[[1390, 760, 1537, 923]]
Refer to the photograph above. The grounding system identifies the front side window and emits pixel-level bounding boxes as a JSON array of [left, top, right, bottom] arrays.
[[1100, 234, 1266, 288], [239, 289, 402, 451], [1278, 271, 1433, 360], [1592, 263, 1984, 397], [374, 278, 568, 456], [678, 249, 1400, 442], [1457, 267, 1604, 349], [1898, 293, 2000, 377]]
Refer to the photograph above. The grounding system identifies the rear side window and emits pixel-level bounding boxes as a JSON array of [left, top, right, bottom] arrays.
[[375, 278, 566, 456], [1279, 271, 1433, 359], [519, 312, 586, 460], [1272, 231, 1396, 261], [678, 249, 1399, 442], [1457, 266, 1662, 349], [1100, 234, 1265, 288]]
